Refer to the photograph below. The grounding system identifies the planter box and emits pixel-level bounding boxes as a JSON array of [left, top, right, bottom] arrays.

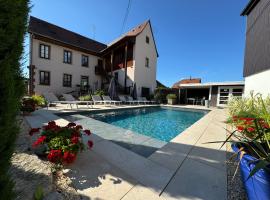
[[232, 144, 270, 200], [167, 98, 176, 105]]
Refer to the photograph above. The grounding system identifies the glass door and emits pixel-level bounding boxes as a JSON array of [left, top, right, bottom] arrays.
[[217, 87, 243, 107]]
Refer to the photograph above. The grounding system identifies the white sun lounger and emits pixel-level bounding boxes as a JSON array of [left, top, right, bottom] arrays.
[[43, 92, 79, 109], [92, 95, 105, 105], [62, 94, 93, 108], [138, 97, 150, 104], [102, 96, 121, 105]]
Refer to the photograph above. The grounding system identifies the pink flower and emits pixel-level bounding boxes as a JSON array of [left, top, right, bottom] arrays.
[[87, 140, 94, 149], [84, 130, 91, 135]]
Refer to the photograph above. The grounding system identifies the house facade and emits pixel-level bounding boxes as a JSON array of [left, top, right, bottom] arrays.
[[28, 16, 158, 98], [241, 0, 270, 97]]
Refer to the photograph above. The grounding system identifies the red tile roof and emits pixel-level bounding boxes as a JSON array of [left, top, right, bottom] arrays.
[[172, 78, 201, 89]]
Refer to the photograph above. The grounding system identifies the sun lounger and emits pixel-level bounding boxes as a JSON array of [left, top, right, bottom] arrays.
[[102, 96, 121, 105], [92, 95, 105, 105], [126, 96, 140, 104], [43, 92, 79, 109], [138, 97, 150, 104], [62, 94, 93, 108], [118, 96, 128, 104]]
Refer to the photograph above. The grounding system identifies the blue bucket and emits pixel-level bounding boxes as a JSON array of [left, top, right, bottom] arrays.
[[232, 143, 270, 200]]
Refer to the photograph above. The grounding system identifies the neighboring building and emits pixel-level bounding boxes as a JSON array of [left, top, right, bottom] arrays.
[[176, 81, 245, 107], [241, 0, 270, 97], [172, 78, 201, 89], [28, 16, 158, 98]]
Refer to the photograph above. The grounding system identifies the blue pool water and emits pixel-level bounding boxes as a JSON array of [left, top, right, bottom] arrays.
[[88, 107, 207, 142]]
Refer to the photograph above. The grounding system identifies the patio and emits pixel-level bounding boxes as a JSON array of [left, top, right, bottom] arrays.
[[25, 105, 229, 200]]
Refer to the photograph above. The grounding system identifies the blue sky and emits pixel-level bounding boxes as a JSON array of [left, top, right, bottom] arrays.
[[24, 0, 249, 87]]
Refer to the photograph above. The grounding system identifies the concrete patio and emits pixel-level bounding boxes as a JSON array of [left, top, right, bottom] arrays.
[[25, 105, 228, 200]]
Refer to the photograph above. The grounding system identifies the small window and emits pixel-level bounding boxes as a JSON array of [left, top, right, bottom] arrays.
[[146, 36, 149, 44], [39, 44, 50, 59], [63, 50, 72, 64], [145, 57, 149, 67], [63, 74, 72, 87], [39, 71, 50, 85], [81, 55, 89, 67]]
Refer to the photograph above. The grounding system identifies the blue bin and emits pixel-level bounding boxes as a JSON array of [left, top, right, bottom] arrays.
[[232, 144, 270, 200]]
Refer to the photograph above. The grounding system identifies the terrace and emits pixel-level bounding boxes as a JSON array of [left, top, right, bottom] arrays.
[[23, 103, 231, 199]]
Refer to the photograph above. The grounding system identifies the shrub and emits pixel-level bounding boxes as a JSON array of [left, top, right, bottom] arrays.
[[31, 95, 46, 106], [166, 94, 177, 99], [222, 95, 270, 178], [154, 88, 178, 103], [78, 95, 92, 101], [0, 0, 29, 198], [94, 89, 106, 96], [30, 121, 94, 166]]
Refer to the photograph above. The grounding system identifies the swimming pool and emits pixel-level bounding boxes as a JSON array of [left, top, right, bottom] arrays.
[[87, 107, 207, 142]]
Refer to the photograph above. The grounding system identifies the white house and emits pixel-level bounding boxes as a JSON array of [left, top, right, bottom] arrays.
[[241, 0, 270, 97], [28, 16, 158, 98]]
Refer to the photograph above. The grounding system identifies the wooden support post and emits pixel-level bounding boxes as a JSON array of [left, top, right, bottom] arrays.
[[110, 51, 114, 76], [124, 42, 128, 94]]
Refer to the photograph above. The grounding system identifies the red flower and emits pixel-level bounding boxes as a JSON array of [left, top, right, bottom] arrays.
[[264, 123, 270, 129], [84, 130, 91, 135], [87, 140, 94, 149], [237, 126, 244, 132], [63, 151, 76, 164], [71, 136, 79, 144], [29, 128, 40, 136], [75, 125, 83, 130], [47, 149, 62, 163], [32, 135, 46, 147], [247, 127, 255, 132], [71, 131, 80, 138], [244, 117, 254, 121], [245, 120, 253, 125], [67, 122, 76, 127]]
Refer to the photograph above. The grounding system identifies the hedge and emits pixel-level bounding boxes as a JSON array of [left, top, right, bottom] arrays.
[[0, 0, 29, 199], [154, 88, 179, 104]]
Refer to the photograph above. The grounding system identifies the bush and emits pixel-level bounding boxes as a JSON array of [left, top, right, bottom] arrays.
[[154, 88, 178, 103], [94, 89, 106, 96], [31, 95, 46, 106], [166, 94, 177, 99], [78, 95, 92, 101], [21, 98, 36, 113], [0, 0, 29, 198]]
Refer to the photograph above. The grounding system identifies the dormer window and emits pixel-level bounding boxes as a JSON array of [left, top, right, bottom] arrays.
[[146, 36, 149, 44]]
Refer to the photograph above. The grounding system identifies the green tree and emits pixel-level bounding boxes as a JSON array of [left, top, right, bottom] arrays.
[[0, 0, 29, 199]]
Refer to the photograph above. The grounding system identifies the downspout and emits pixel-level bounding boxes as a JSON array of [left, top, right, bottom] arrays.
[[29, 33, 34, 95], [124, 42, 128, 94]]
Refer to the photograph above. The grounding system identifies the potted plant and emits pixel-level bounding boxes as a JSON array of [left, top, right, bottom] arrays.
[[29, 121, 94, 166], [166, 94, 177, 105], [219, 95, 270, 200], [21, 98, 36, 115]]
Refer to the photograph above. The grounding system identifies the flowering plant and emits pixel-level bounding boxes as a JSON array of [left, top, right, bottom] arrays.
[[29, 121, 93, 165]]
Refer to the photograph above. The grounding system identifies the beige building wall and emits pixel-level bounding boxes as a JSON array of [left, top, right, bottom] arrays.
[[133, 23, 157, 96], [31, 38, 101, 95]]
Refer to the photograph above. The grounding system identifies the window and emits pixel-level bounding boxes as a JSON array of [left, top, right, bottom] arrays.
[[39, 44, 50, 59], [146, 36, 150, 44], [63, 74, 72, 87], [145, 57, 149, 67], [63, 50, 72, 64], [39, 71, 50, 85], [81, 55, 89, 67], [81, 76, 89, 87]]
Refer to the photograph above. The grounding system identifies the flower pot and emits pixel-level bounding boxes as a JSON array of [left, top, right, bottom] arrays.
[[232, 144, 270, 200], [167, 98, 176, 105]]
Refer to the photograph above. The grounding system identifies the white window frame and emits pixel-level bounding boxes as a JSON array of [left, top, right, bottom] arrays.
[[217, 86, 243, 107]]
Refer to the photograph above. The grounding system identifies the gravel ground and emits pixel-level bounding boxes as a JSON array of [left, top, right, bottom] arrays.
[[10, 116, 83, 200], [226, 144, 247, 200]]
